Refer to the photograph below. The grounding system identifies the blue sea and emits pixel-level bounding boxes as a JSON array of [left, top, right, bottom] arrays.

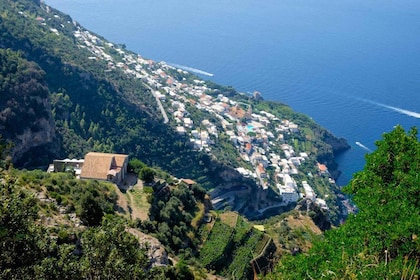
[[46, 0, 420, 185]]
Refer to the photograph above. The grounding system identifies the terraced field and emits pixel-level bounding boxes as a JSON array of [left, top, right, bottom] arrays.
[[199, 212, 273, 279]]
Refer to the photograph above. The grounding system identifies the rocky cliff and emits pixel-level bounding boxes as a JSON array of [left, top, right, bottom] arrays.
[[0, 49, 59, 166]]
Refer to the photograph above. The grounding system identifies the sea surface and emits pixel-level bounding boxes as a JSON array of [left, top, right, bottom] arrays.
[[46, 0, 420, 185]]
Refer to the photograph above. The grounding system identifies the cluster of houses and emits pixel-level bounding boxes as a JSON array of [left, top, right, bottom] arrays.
[[42, 22, 333, 209]]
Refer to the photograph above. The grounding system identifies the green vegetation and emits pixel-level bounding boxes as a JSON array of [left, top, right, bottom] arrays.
[[0, 0, 352, 229], [0, 0, 234, 190], [0, 137, 203, 279], [225, 230, 264, 279], [1, 118, 418, 280], [199, 220, 235, 268], [265, 126, 420, 279], [0, 48, 58, 166], [139, 167, 156, 184], [13, 170, 116, 225], [198, 213, 273, 279], [127, 186, 151, 220], [0, 169, 188, 279], [3, 1, 419, 279], [139, 181, 206, 256]]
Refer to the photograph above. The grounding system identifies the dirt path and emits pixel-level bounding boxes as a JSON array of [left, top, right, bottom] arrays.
[[114, 174, 150, 221], [114, 184, 131, 219], [126, 181, 149, 221]]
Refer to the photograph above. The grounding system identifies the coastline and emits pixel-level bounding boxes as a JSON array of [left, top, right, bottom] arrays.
[[5, 0, 351, 224]]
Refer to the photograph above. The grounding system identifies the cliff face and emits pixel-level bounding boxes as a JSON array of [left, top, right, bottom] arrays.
[[0, 49, 59, 166], [0, 0, 350, 209], [317, 130, 351, 180], [12, 105, 59, 166]]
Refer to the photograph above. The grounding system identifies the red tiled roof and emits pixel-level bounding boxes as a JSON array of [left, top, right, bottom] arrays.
[[181, 178, 197, 185], [80, 152, 128, 180], [257, 163, 265, 173], [317, 163, 328, 172]]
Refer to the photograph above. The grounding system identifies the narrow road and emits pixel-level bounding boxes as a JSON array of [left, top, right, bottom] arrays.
[[144, 82, 169, 123], [257, 202, 287, 214]]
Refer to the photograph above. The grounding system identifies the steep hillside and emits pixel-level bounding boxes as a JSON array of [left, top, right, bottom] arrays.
[[0, 0, 230, 188], [0, 162, 272, 279], [3, 2, 418, 280], [264, 126, 420, 279], [0, 0, 350, 223], [0, 166, 200, 279], [0, 49, 59, 166]]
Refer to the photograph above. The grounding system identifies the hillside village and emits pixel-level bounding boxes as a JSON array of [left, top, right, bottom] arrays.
[[34, 10, 336, 213], [3, 2, 418, 279]]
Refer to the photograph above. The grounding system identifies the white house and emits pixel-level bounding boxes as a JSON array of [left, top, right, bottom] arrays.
[[302, 181, 316, 201], [278, 185, 299, 204]]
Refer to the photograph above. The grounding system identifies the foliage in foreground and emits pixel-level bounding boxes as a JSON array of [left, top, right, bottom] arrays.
[[0, 170, 191, 279], [265, 126, 420, 279]]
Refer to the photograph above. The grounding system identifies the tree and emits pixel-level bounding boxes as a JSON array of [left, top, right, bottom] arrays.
[[0, 180, 53, 278], [77, 193, 104, 226], [79, 216, 148, 279], [139, 167, 156, 184], [266, 126, 420, 279], [175, 259, 194, 280], [343, 126, 420, 258], [128, 158, 146, 174], [0, 171, 159, 279]]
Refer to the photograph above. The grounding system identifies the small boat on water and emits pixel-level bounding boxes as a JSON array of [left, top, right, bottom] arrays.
[[355, 141, 372, 152]]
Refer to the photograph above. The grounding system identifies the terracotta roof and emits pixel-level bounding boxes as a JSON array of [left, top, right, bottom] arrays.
[[80, 152, 128, 180], [317, 163, 328, 172], [257, 163, 265, 173], [113, 154, 128, 169], [181, 178, 197, 185]]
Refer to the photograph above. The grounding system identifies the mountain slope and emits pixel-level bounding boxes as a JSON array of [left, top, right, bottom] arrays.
[[265, 126, 420, 279], [0, 48, 59, 165], [0, 0, 224, 186], [0, 167, 195, 279], [0, 0, 350, 222]]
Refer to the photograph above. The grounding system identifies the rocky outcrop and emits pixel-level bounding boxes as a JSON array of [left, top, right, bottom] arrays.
[[126, 228, 169, 268], [13, 100, 57, 160], [0, 49, 59, 166], [4, 96, 59, 167], [296, 199, 331, 231]]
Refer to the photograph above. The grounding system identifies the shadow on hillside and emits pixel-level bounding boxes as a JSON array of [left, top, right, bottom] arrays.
[[114, 205, 127, 215], [118, 173, 138, 193]]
